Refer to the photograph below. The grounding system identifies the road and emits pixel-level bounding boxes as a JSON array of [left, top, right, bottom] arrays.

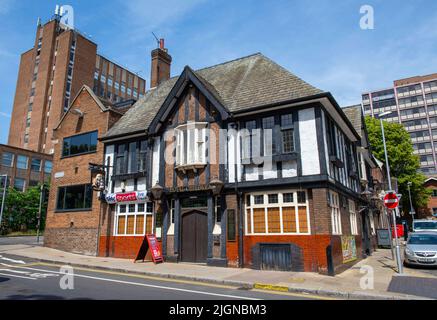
[[0, 236, 43, 246], [0, 253, 324, 300]]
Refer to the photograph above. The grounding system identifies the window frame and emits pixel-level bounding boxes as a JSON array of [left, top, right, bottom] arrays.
[[13, 178, 26, 192], [245, 190, 310, 236], [62, 130, 98, 158], [175, 122, 207, 167], [1, 152, 14, 167], [56, 184, 93, 212], [31, 158, 42, 172], [114, 201, 154, 236], [330, 191, 342, 235], [349, 199, 358, 235], [16, 155, 29, 170]]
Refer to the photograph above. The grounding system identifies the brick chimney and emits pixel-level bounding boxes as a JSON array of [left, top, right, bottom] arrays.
[[150, 39, 172, 88]]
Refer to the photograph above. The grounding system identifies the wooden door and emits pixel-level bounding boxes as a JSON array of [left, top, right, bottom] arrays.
[[181, 210, 208, 263]]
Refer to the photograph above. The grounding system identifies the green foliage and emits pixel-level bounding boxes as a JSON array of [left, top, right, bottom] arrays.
[[0, 183, 49, 235], [365, 116, 431, 211]]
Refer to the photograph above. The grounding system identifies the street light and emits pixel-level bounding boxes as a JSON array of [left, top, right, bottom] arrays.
[[0, 174, 7, 231], [379, 111, 403, 274], [407, 182, 415, 221]]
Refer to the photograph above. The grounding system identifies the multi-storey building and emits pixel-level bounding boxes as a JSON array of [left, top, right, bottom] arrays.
[[0, 144, 52, 192], [362, 73, 437, 176], [8, 12, 146, 155]]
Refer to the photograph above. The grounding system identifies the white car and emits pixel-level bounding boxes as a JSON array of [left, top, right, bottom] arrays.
[[412, 219, 437, 233]]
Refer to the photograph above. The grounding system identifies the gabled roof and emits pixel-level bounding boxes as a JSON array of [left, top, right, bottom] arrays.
[[54, 85, 123, 131], [102, 53, 323, 140], [342, 105, 363, 136]]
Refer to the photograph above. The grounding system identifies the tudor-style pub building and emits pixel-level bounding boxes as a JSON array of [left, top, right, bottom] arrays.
[[94, 43, 380, 274]]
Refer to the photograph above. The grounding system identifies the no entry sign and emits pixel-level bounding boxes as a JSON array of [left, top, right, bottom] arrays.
[[384, 192, 399, 209]]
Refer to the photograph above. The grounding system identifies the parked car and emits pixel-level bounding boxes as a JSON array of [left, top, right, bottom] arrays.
[[404, 232, 437, 267], [412, 219, 437, 233]]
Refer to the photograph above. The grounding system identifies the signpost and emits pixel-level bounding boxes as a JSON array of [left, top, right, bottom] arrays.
[[134, 234, 163, 264], [383, 191, 403, 274], [384, 192, 399, 209]]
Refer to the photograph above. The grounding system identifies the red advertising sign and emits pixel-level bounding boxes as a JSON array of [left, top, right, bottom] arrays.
[[384, 192, 399, 209], [133, 234, 164, 264], [116, 192, 137, 203]]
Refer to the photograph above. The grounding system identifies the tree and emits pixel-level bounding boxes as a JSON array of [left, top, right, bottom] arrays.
[[365, 116, 431, 213], [0, 183, 49, 235]]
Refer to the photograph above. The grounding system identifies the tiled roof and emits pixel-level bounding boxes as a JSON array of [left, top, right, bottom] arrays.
[[342, 104, 363, 136], [102, 53, 323, 139]]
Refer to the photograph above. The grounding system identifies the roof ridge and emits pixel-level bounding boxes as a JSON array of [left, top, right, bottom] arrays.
[[195, 52, 262, 72]]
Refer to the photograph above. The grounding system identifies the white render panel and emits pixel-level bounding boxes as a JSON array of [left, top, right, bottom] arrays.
[[263, 161, 277, 179], [125, 179, 135, 192], [299, 108, 320, 176], [282, 160, 297, 178], [152, 137, 160, 185], [245, 165, 258, 181], [321, 111, 330, 177], [137, 177, 147, 191], [105, 145, 115, 192]]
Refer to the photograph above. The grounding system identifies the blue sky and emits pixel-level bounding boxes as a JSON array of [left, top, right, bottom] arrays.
[[1, 0, 437, 144]]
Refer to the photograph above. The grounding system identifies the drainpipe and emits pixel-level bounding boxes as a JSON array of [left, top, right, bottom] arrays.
[[231, 117, 244, 268]]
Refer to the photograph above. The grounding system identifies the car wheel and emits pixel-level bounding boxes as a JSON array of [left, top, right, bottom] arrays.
[[403, 260, 410, 268]]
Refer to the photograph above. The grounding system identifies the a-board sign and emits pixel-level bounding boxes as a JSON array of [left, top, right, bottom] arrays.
[[133, 234, 164, 264]]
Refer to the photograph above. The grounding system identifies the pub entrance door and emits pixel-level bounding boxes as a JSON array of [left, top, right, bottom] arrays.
[[181, 210, 208, 263]]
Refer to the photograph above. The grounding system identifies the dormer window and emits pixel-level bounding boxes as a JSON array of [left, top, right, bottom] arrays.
[[175, 122, 207, 172]]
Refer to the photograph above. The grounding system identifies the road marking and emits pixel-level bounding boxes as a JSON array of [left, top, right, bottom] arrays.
[[252, 289, 337, 300], [35, 262, 237, 290], [9, 265, 261, 300], [0, 255, 25, 264], [0, 272, 37, 280]]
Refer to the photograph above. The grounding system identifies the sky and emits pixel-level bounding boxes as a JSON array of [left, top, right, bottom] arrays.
[[1, 0, 437, 144]]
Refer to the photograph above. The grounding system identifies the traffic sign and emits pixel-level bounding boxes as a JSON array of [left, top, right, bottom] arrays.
[[384, 192, 399, 209]]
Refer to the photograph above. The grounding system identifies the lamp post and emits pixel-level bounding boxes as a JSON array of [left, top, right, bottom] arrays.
[[379, 111, 403, 274], [0, 174, 7, 231], [407, 182, 415, 221]]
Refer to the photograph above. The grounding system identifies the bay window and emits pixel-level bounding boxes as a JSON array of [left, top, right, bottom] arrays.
[[245, 190, 310, 235], [175, 122, 207, 167]]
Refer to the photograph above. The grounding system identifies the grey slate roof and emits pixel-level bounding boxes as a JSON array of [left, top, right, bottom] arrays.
[[342, 104, 363, 137], [103, 53, 323, 139]]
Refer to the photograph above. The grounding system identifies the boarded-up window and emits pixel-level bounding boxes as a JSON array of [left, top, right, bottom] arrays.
[[253, 208, 266, 233], [126, 215, 135, 234], [282, 207, 297, 233], [136, 215, 144, 234], [246, 209, 252, 234], [267, 208, 281, 233], [117, 216, 126, 235], [227, 209, 236, 241], [298, 206, 308, 233], [146, 215, 153, 234]]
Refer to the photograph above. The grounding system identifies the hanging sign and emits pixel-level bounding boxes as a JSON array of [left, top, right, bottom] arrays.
[[105, 191, 148, 204]]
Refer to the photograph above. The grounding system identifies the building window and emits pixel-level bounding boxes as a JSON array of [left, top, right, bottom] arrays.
[[432, 189, 437, 197], [127, 88, 132, 96], [56, 184, 92, 211], [114, 82, 120, 90], [349, 200, 358, 235], [115, 202, 153, 236], [115, 140, 147, 175], [24, 134, 29, 144], [31, 158, 41, 172], [108, 77, 113, 87], [94, 70, 99, 80], [14, 178, 26, 192], [214, 196, 222, 223], [1, 152, 14, 167], [281, 130, 294, 153], [100, 74, 106, 83], [330, 191, 342, 235], [369, 212, 376, 235], [17, 155, 28, 170], [44, 160, 53, 174], [227, 209, 236, 241], [62, 131, 98, 157], [245, 190, 310, 235], [28, 103, 33, 112], [262, 116, 275, 156], [175, 123, 206, 166]]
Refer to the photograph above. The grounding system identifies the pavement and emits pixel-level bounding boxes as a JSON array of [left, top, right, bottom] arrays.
[[0, 236, 436, 300]]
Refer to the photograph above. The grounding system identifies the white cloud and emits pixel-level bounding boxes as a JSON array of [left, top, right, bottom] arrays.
[[0, 111, 11, 118]]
